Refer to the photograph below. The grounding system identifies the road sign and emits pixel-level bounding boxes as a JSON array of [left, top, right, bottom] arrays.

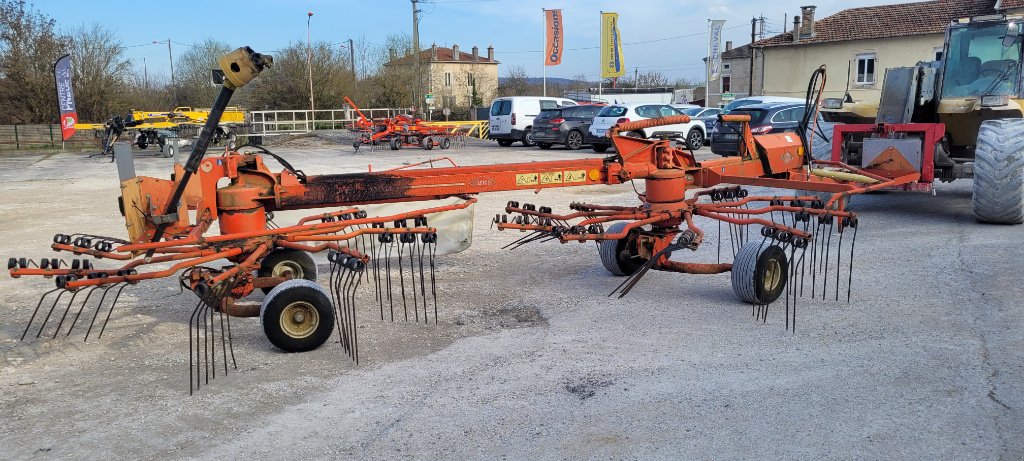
[[442, 108, 451, 116], [425, 93, 434, 103], [721, 92, 735, 101]]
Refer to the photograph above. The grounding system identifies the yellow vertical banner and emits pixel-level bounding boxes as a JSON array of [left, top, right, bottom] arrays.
[[545, 9, 563, 66], [600, 12, 624, 78]]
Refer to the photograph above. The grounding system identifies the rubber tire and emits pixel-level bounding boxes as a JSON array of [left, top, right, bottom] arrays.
[[260, 280, 335, 353], [258, 249, 318, 294], [537, 142, 552, 150], [497, 139, 514, 147], [163, 144, 175, 159], [422, 136, 434, 150], [598, 222, 645, 276], [686, 128, 704, 150], [591, 143, 610, 153], [972, 119, 1024, 224], [565, 130, 584, 150], [521, 128, 535, 147], [731, 241, 789, 304], [440, 137, 451, 149], [627, 130, 645, 139], [389, 138, 400, 150]]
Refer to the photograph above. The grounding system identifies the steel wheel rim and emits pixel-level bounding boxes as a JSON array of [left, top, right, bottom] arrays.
[[567, 132, 582, 149], [762, 258, 782, 292], [280, 301, 319, 338], [272, 260, 303, 280]]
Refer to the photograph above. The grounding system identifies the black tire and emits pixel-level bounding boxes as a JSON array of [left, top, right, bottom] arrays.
[[260, 280, 335, 353], [163, 144, 175, 159], [565, 130, 584, 150], [627, 130, 645, 139], [258, 249, 318, 294], [731, 241, 788, 304], [591, 143, 610, 153], [521, 128, 535, 147], [440, 137, 451, 149], [598, 222, 646, 276], [137, 138, 148, 150], [973, 119, 1024, 224], [497, 139, 514, 147], [389, 138, 400, 150], [686, 128, 704, 150], [422, 136, 434, 150], [537, 142, 552, 150]]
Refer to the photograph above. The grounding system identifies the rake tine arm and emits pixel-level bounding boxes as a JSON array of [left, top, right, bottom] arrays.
[[296, 207, 363, 225], [63, 248, 244, 290], [274, 240, 370, 261], [694, 209, 814, 239], [285, 227, 435, 242]]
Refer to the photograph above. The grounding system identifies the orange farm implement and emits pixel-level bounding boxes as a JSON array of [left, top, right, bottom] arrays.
[[344, 97, 465, 152], [8, 51, 926, 393]]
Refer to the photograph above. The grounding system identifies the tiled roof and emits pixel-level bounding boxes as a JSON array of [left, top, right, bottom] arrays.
[[757, 0, 996, 47], [997, 0, 1024, 9], [386, 46, 498, 65]]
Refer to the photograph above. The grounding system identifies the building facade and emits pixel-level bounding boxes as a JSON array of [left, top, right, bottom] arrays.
[[757, 1, 996, 103], [384, 44, 499, 115], [706, 42, 765, 108]]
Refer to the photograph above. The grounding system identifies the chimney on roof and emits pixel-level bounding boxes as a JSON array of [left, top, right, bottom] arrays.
[[431, 43, 438, 60], [472, 45, 479, 61], [725, 40, 733, 51], [800, 5, 816, 38], [792, 15, 802, 43], [487, 45, 494, 61], [453, 44, 460, 61]]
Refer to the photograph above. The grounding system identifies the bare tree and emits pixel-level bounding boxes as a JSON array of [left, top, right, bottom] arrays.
[[637, 72, 669, 88], [498, 64, 528, 97], [0, 0, 65, 123], [174, 39, 231, 108], [67, 24, 131, 122], [246, 40, 353, 111]]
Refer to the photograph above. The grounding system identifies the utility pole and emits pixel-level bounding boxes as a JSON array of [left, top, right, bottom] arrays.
[[635, 67, 639, 88], [307, 11, 315, 128], [411, 0, 422, 115], [143, 57, 148, 89], [348, 38, 357, 95], [154, 39, 175, 105], [749, 17, 756, 97]]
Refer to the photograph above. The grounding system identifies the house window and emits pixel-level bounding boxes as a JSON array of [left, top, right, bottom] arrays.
[[723, 63, 731, 72], [721, 75, 732, 93], [444, 95, 457, 107], [467, 73, 475, 86], [855, 53, 876, 85], [445, 72, 452, 87], [934, 47, 944, 61]]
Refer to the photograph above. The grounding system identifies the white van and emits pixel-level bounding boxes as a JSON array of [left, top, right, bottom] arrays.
[[489, 96, 578, 147]]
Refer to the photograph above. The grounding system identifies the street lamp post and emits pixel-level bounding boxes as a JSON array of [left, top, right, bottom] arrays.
[[307, 11, 315, 130]]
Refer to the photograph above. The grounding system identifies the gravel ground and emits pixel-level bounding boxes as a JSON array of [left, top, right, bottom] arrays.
[[0, 136, 1021, 459]]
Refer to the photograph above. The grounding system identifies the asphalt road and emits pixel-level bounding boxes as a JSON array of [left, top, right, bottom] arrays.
[[0, 136, 1020, 459]]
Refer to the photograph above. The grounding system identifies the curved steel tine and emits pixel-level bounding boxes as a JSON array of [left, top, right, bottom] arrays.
[[22, 288, 61, 341], [84, 284, 117, 341], [62, 286, 100, 338], [96, 284, 128, 339], [188, 300, 202, 395], [36, 290, 73, 339]]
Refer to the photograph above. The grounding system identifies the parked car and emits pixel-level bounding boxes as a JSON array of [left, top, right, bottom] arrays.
[[679, 107, 724, 139], [710, 102, 821, 156], [722, 96, 804, 113], [488, 96, 578, 147], [588, 104, 707, 152], [531, 105, 604, 150]]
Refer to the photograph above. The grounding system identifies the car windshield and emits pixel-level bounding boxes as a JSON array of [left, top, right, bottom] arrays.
[[731, 108, 769, 124], [723, 98, 761, 112], [680, 108, 703, 116], [597, 106, 628, 117], [941, 23, 1021, 98], [536, 109, 562, 121]]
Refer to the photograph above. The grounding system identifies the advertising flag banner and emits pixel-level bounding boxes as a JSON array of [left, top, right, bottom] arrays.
[[709, 20, 726, 80], [545, 9, 563, 66], [53, 54, 77, 141], [600, 12, 624, 78]]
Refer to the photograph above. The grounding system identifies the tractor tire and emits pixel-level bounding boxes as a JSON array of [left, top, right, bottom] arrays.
[[731, 241, 788, 304], [973, 119, 1024, 224], [258, 249, 318, 294], [260, 280, 335, 353], [598, 222, 645, 276]]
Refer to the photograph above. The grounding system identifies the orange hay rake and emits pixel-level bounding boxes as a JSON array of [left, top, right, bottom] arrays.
[[344, 96, 464, 152], [7, 49, 920, 393]]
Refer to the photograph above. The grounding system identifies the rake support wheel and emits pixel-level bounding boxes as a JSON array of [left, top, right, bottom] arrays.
[[258, 249, 317, 294], [731, 241, 788, 304], [599, 222, 645, 276], [260, 280, 335, 353]]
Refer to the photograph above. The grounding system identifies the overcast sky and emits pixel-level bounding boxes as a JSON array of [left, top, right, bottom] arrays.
[[42, 0, 901, 83]]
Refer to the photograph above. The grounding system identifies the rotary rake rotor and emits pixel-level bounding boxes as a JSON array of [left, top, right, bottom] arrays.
[[7, 50, 921, 393]]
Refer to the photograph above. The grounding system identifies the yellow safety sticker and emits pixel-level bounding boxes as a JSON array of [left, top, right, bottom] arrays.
[[540, 171, 563, 184], [564, 170, 587, 183], [516, 173, 539, 186]]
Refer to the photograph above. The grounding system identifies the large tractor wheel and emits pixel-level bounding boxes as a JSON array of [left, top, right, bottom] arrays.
[[731, 241, 788, 304], [598, 222, 646, 276], [258, 249, 318, 294], [972, 119, 1024, 224], [260, 280, 335, 352]]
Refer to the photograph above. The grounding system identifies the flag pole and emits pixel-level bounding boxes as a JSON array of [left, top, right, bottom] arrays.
[[705, 19, 711, 108], [598, 11, 603, 101], [542, 8, 547, 97]]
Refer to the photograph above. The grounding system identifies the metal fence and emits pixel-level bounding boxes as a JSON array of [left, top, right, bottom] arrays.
[[0, 124, 97, 151], [250, 108, 490, 139]]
